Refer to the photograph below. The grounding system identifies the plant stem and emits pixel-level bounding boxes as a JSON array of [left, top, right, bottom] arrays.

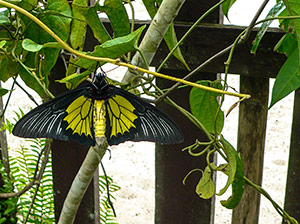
[[58, 137, 107, 224]]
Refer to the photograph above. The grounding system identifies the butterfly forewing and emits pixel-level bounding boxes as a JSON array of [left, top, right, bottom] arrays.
[[12, 86, 95, 146]]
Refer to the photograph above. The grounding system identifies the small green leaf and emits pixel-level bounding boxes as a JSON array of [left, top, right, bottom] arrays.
[[217, 136, 237, 196], [0, 217, 7, 224], [222, 0, 237, 18], [164, 24, 190, 70], [56, 71, 90, 88], [189, 81, 224, 134], [0, 40, 6, 48], [22, 39, 43, 52], [269, 48, 300, 108], [221, 152, 245, 209], [251, 1, 285, 54], [0, 87, 8, 97], [196, 166, 215, 199]]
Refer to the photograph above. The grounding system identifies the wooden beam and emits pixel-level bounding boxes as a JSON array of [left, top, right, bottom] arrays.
[[151, 24, 286, 78], [232, 76, 269, 224]]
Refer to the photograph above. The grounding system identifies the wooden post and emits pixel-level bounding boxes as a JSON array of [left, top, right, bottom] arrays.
[[155, 69, 215, 224], [232, 76, 269, 224], [283, 88, 300, 222]]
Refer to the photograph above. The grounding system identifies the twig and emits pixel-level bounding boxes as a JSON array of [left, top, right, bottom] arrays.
[[0, 76, 16, 119], [100, 161, 116, 217], [15, 81, 39, 106]]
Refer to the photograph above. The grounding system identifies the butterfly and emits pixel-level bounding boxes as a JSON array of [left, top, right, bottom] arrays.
[[12, 73, 184, 146]]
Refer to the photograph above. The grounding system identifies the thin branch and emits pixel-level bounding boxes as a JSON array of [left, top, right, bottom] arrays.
[[0, 140, 48, 199], [0, 76, 16, 119], [239, 0, 270, 43]]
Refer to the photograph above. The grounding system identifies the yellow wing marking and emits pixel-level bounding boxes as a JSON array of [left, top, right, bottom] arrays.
[[64, 95, 93, 138], [107, 95, 138, 138], [93, 100, 106, 137]]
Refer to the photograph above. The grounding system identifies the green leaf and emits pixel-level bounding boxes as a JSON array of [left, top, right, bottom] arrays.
[[164, 24, 190, 70], [70, 0, 87, 49], [84, 5, 111, 43], [0, 40, 6, 48], [189, 81, 224, 134], [142, 0, 161, 18], [221, 151, 245, 209], [22, 39, 43, 52], [217, 137, 238, 196], [0, 9, 10, 25], [283, 0, 300, 61], [195, 166, 215, 199], [0, 87, 8, 97], [269, 48, 300, 108], [103, 0, 130, 37], [274, 33, 297, 57], [222, 0, 237, 18], [251, 1, 285, 54], [0, 55, 18, 82], [75, 25, 146, 69], [18, 51, 50, 98], [56, 71, 90, 88]]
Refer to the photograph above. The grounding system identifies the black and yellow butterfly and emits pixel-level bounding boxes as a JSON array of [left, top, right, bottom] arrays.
[[12, 73, 184, 146]]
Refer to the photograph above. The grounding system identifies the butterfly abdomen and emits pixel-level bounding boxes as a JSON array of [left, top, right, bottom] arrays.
[[93, 100, 106, 138]]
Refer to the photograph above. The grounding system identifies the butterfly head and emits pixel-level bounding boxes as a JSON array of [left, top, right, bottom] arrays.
[[93, 72, 108, 90]]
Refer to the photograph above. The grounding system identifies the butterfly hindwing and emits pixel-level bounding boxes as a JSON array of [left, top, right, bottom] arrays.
[[104, 85, 183, 145], [12, 86, 95, 146]]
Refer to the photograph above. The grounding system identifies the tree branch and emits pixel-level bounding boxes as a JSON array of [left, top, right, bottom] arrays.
[[58, 137, 107, 224], [122, 0, 186, 84]]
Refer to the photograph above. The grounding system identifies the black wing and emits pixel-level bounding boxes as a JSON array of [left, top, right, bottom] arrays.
[[12, 86, 95, 146], [104, 85, 184, 145]]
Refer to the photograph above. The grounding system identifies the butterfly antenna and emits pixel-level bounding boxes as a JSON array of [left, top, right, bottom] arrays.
[[100, 160, 117, 217]]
